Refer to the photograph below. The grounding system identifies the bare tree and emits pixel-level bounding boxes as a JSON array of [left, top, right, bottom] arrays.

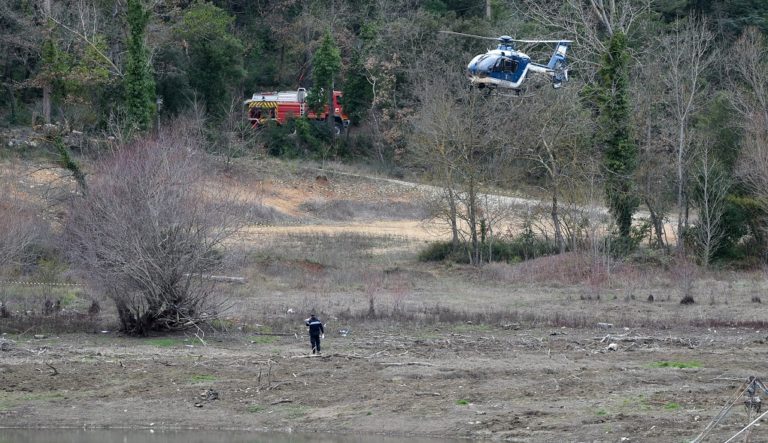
[[410, 72, 507, 265], [510, 85, 593, 253], [692, 139, 730, 267], [730, 28, 768, 248], [633, 58, 673, 250], [0, 168, 48, 271], [63, 120, 244, 335], [658, 17, 717, 251], [517, 0, 647, 80]]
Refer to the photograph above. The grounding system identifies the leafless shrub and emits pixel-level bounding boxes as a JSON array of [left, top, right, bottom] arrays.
[[671, 256, 699, 303], [0, 168, 49, 272], [486, 253, 593, 286], [363, 270, 384, 317], [63, 122, 243, 335], [0, 306, 102, 333]]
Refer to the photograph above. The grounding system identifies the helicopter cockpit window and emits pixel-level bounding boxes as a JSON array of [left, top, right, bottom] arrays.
[[476, 55, 496, 72], [502, 59, 518, 72], [491, 58, 517, 73]]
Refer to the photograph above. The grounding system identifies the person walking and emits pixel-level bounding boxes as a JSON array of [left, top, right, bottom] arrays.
[[305, 312, 324, 354]]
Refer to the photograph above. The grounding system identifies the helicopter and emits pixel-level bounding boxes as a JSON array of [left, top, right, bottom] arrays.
[[440, 31, 572, 93]]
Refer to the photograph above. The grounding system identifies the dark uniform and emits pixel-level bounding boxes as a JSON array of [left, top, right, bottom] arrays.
[[305, 314, 324, 354]]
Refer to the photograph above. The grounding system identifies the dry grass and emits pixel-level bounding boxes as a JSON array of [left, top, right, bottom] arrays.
[[298, 198, 427, 221], [5, 152, 768, 337]]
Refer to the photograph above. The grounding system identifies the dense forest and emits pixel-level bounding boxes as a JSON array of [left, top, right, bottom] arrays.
[[2, 0, 768, 269]]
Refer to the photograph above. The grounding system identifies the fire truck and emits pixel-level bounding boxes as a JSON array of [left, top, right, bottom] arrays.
[[244, 88, 350, 133]]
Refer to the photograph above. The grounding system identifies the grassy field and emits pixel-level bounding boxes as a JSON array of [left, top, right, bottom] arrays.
[[1, 158, 767, 441]]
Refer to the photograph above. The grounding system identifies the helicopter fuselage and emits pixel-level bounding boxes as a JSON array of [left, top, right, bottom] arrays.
[[466, 48, 553, 90]]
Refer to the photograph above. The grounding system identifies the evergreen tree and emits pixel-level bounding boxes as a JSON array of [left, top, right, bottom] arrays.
[[595, 32, 639, 241], [307, 31, 342, 131], [124, 0, 155, 131], [177, 1, 244, 116], [341, 51, 373, 126]]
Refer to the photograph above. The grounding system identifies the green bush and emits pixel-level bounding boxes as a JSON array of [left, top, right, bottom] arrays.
[[264, 117, 336, 159], [418, 235, 558, 264]]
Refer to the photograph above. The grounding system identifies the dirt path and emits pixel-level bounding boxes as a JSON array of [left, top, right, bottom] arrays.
[[1, 325, 764, 442]]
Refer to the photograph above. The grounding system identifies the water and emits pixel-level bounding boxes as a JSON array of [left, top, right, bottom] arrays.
[[0, 429, 459, 443]]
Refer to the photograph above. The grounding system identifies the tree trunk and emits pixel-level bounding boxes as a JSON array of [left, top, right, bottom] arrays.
[[327, 80, 335, 133], [448, 187, 459, 249], [468, 179, 480, 266], [676, 122, 685, 251], [551, 185, 565, 254], [43, 0, 52, 124], [644, 197, 667, 250]]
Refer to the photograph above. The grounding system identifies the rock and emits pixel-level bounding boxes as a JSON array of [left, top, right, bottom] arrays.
[[0, 339, 14, 351], [606, 343, 618, 351], [33, 334, 47, 339], [597, 322, 613, 330]]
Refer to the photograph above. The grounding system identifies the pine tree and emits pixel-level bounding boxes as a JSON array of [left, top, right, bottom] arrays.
[[177, 1, 244, 116], [124, 0, 155, 131], [307, 31, 342, 131], [341, 51, 373, 126]]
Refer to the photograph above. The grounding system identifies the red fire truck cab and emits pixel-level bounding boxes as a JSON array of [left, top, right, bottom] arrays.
[[245, 88, 349, 133]]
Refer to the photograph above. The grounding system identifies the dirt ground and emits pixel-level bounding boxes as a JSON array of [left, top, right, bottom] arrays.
[[3, 159, 768, 442], [1, 324, 767, 442]]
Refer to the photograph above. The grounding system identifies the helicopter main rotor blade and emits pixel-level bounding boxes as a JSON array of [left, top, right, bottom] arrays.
[[512, 39, 573, 44], [438, 30, 498, 41]]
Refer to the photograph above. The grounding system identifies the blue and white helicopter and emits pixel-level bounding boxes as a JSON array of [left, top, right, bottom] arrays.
[[440, 31, 572, 93]]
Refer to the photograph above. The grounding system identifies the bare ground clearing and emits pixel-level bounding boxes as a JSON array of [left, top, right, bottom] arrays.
[[1, 325, 767, 442], [2, 159, 767, 441]]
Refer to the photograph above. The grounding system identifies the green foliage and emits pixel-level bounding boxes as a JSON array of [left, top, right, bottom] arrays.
[[307, 31, 342, 116], [37, 24, 113, 128], [154, 46, 193, 116], [713, 195, 765, 261], [246, 404, 265, 413], [651, 360, 701, 369], [123, 0, 156, 131], [606, 220, 651, 257], [594, 32, 639, 239], [53, 137, 87, 192], [456, 399, 470, 405], [341, 51, 373, 125], [177, 1, 244, 116], [144, 337, 184, 347], [423, 0, 484, 18], [696, 94, 742, 172], [264, 117, 334, 159], [418, 234, 558, 264]]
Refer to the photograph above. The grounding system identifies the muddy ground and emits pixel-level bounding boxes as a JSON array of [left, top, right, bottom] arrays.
[[3, 160, 768, 441], [1, 323, 767, 442]]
